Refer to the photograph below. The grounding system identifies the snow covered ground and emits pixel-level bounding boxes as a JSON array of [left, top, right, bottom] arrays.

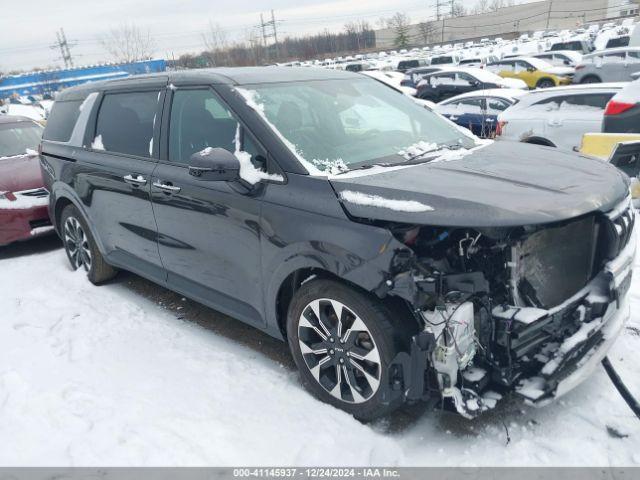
[[1, 235, 639, 466]]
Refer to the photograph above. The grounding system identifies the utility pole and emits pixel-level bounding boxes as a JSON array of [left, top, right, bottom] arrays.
[[271, 10, 280, 59], [50, 28, 75, 69], [257, 11, 281, 62], [436, 0, 454, 20], [546, 0, 554, 30]]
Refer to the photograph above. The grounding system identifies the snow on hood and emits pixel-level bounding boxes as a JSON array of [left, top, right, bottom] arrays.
[[0, 151, 44, 193], [339, 190, 434, 212], [545, 66, 574, 76], [499, 77, 528, 89], [330, 141, 628, 227]]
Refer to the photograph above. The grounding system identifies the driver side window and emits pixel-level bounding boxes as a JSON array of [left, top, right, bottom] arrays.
[[169, 89, 237, 163], [168, 88, 268, 171]]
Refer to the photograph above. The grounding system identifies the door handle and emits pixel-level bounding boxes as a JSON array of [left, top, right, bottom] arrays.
[[123, 174, 147, 187], [153, 181, 181, 194]]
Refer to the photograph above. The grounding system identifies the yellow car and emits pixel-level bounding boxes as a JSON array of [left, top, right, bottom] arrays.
[[487, 57, 573, 89], [580, 133, 640, 207]]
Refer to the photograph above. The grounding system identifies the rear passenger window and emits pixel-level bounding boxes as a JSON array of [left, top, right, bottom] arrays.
[[94, 91, 160, 157], [533, 93, 614, 110], [43, 100, 82, 142]]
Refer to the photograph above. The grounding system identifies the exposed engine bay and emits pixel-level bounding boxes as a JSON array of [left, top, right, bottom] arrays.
[[374, 197, 636, 418]]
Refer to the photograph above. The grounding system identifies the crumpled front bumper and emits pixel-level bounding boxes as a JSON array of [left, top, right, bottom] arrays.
[[515, 227, 636, 406]]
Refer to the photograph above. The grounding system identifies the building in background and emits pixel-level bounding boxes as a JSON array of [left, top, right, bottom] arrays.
[[0, 59, 166, 100], [375, 0, 639, 48]]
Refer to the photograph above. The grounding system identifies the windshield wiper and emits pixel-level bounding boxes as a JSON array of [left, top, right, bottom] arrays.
[[401, 144, 465, 165]]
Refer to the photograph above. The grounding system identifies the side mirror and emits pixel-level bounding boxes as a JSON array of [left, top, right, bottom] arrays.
[[527, 67, 536, 72], [188, 147, 240, 182]]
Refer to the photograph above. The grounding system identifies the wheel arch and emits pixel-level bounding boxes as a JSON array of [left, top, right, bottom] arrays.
[[52, 189, 108, 256], [270, 255, 417, 341], [536, 76, 556, 88]]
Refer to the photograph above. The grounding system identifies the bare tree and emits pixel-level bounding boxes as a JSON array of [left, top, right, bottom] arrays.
[[100, 23, 155, 63], [387, 12, 411, 48], [202, 22, 231, 66], [489, 0, 506, 11], [417, 21, 437, 44], [471, 0, 491, 14], [452, 1, 467, 17]]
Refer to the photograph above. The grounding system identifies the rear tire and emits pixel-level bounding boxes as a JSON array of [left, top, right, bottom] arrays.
[[287, 278, 416, 421], [580, 75, 601, 84], [536, 78, 556, 89], [61, 205, 117, 285]]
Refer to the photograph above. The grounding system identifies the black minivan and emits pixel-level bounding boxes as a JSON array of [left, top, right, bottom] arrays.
[[41, 67, 635, 420]]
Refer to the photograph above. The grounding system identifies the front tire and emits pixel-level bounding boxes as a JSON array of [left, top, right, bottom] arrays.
[[61, 205, 117, 284], [287, 278, 414, 421]]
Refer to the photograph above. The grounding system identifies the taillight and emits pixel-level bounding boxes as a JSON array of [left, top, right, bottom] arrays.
[[604, 100, 635, 116], [496, 120, 507, 136]]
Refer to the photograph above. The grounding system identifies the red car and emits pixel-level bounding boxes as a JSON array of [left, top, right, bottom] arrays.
[[0, 115, 52, 246]]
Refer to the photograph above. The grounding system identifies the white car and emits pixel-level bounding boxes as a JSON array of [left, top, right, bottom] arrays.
[[496, 83, 626, 151], [0, 103, 46, 123], [532, 50, 583, 67]]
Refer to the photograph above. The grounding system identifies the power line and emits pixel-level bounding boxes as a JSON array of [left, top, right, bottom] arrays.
[[49, 28, 75, 68], [258, 10, 282, 61]]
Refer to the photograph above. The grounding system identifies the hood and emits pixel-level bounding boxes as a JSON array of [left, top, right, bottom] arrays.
[[499, 77, 528, 89], [545, 66, 575, 76], [330, 141, 628, 228], [0, 154, 44, 193]]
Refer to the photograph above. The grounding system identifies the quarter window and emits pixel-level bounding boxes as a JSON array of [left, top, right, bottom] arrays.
[[94, 91, 160, 157], [43, 100, 83, 142]]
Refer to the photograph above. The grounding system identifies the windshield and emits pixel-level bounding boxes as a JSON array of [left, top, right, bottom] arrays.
[[237, 78, 475, 173], [0, 122, 43, 157]]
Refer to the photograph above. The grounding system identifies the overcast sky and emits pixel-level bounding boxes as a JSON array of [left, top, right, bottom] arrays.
[[1, 0, 526, 72]]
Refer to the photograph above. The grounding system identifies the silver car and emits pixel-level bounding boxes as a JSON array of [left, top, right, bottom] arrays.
[[573, 47, 640, 83]]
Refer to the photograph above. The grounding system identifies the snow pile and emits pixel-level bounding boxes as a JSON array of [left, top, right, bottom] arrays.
[[0, 233, 638, 466], [91, 135, 105, 151], [230, 124, 284, 185], [398, 141, 438, 160], [0, 193, 48, 210], [339, 190, 434, 213], [0, 148, 39, 161], [311, 158, 348, 175]]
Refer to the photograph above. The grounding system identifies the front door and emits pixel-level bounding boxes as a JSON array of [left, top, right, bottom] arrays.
[[151, 86, 265, 327]]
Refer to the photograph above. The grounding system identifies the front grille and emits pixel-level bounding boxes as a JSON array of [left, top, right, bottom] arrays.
[[16, 187, 48, 198], [512, 216, 596, 309], [29, 218, 52, 229]]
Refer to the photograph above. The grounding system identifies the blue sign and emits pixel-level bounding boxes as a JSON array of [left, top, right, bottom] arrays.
[[0, 59, 167, 99]]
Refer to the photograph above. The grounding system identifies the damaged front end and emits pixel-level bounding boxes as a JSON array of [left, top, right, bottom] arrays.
[[375, 197, 636, 418]]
